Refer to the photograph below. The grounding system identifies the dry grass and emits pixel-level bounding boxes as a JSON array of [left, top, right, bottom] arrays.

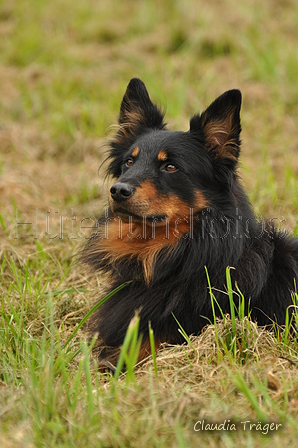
[[1, 0, 298, 446]]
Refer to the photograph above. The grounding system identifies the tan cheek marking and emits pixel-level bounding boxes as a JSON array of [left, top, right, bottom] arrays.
[[126, 182, 209, 222], [131, 146, 140, 157], [134, 180, 158, 203], [161, 197, 190, 220], [133, 181, 189, 218], [194, 190, 209, 211], [147, 191, 208, 220], [128, 180, 165, 216], [157, 150, 168, 161]]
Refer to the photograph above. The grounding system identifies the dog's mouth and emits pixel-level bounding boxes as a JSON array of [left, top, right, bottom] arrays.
[[112, 207, 168, 225]]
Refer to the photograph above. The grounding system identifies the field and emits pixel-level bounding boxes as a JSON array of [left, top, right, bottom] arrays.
[[1, 0, 298, 446]]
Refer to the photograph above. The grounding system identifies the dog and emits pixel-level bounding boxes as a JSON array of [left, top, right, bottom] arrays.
[[82, 78, 298, 369]]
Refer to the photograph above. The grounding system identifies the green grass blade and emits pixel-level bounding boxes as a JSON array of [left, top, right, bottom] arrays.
[[172, 313, 197, 353], [226, 267, 236, 334], [230, 370, 268, 421], [113, 313, 141, 382], [149, 322, 158, 378], [64, 281, 130, 350]]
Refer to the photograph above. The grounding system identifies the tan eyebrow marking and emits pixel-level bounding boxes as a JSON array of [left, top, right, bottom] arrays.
[[131, 146, 140, 157], [157, 150, 168, 161]]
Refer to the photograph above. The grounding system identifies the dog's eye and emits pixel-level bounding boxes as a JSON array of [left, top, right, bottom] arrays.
[[164, 163, 177, 172], [125, 158, 134, 167]]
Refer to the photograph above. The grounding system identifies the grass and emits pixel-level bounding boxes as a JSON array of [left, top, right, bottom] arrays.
[[1, 0, 298, 446]]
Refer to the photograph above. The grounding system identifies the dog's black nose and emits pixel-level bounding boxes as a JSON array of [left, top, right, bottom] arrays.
[[110, 182, 135, 202]]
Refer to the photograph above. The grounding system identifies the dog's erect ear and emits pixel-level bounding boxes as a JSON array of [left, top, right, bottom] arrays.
[[118, 78, 165, 137], [108, 79, 165, 177], [190, 90, 242, 162]]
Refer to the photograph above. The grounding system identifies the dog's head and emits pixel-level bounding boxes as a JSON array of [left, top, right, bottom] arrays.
[[107, 78, 242, 225]]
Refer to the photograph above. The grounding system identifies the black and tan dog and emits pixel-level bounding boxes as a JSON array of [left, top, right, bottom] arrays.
[[82, 78, 298, 368]]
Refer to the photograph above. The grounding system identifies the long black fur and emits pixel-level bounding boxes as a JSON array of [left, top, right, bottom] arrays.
[[82, 78, 298, 366]]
